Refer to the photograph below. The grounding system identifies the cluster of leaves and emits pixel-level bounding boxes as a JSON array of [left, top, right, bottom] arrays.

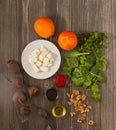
[[63, 32, 108, 101]]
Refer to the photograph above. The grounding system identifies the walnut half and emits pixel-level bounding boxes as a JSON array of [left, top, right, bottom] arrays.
[[88, 120, 96, 126]]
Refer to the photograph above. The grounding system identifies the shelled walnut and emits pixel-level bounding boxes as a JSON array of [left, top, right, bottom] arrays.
[[66, 89, 96, 126], [70, 111, 76, 117], [28, 86, 39, 97], [88, 120, 96, 126]]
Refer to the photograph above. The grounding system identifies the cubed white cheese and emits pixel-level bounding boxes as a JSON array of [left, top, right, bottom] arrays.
[[46, 53, 53, 59], [40, 66, 49, 72], [47, 62, 52, 67], [29, 57, 38, 63], [42, 62, 48, 67], [30, 63, 40, 72], [39, 54, 44, 61], [36, 61, 42, 67], [40, 52, 46, 58], [43, 57, 49, 63], [30, 49, 40, 58], [28, 46, 56, 73], [40, 51, 49, 58], [50, 58, 54, 63], [40, 46, 47, 52]]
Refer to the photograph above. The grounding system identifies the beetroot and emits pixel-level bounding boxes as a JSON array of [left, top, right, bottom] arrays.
[[38, 107, 48, 118], [54, 74, 67, 88], [7, 60, 21, 73], [12, 91, 26, 105], [12, 78, 23, 88], [20, 105, 31, 115]]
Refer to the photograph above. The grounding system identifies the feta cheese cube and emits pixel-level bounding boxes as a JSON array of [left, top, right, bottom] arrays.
[[30, 63, 40, 72], [47, 63, 52, 67], [40, 66, 48, 72], [40, 46, 47, 52], [41, 51, 49, 58], [50, 58, 54, 63], [29, 57, 38, 63], [47, 53, 53, 59], [43, 61, 49, 67], [39, 54, 44, 61], [28, 45, 56, 73], [36, 61, 42, 67], [43, 57, 49, 63], [30, 49, 40, 58]]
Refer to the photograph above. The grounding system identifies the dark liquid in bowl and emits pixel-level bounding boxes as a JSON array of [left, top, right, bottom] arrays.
[[46, 88, 57, 101]]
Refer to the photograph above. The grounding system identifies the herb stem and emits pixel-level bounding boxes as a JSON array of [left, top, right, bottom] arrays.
[[73, 52, 90, 57], [90, 72, 100, 78]]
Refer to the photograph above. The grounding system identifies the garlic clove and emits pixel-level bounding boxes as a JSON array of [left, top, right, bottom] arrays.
[[12, 78, 23, 88]]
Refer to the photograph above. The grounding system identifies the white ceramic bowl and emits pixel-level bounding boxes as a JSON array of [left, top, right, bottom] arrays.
[[21, 40, 61, 79]]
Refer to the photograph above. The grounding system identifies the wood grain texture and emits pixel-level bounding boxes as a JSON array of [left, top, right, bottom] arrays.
[[0, 0, 116, 130]]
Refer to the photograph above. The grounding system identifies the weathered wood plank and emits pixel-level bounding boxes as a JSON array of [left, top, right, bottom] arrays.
[[0, 0, 116, 130]]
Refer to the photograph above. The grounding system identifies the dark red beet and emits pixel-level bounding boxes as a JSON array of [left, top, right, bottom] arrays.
[[20, 105, 31, 115], [38, 107, 48, 118], [12, 91, 26, 105], [7, 60, 21, 73], [12, 78, 23, 88]]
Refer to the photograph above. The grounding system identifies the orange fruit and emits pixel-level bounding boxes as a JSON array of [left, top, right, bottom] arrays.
[[34, 17, 55, 38], [58, 31, 78, 50]]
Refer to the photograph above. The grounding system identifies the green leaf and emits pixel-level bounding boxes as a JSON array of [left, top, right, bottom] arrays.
[[97, 73, 107, 82], [91, 83, 99, 93], [66, 58, 78, 68], [63, 66, 72, 77], [72, 69, 81, 78], [87, 55, 96, 64], [71, 77, 84, 86], [84, 55, 96, 68], [90, 72, 106, 83], [78, 66, 89, 78], [100, 58, 107, 72], [92, 92, 101, 101], [79, 55, 87, 64], [90, 64, 100, 74], [95, 48, 105, 57], [83, 79, 92, 89]]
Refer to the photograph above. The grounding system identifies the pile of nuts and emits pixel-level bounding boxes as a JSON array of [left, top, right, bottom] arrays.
[[66, 89, 95, 126]]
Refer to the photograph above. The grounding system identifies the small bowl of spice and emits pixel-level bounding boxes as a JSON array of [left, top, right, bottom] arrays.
[[46, 88, 57, 101]]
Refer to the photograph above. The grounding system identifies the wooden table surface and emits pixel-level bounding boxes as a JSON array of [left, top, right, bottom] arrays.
[[0, 0, 116, 130]]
